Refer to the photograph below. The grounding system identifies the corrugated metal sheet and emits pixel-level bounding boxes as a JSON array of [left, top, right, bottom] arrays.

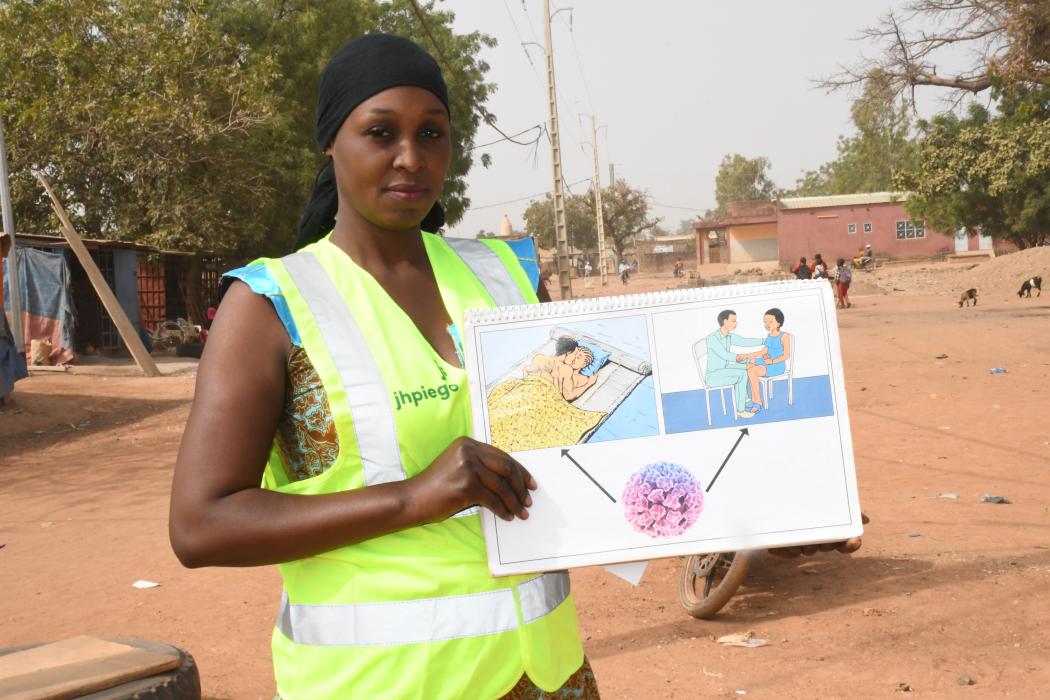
[[779, 192, 909, 210]]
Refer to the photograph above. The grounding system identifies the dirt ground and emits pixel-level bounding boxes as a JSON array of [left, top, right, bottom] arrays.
[[2, 253, 1049, 698]]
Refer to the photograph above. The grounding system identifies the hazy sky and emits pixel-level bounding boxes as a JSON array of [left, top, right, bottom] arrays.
[[444, 1, 961, 239]]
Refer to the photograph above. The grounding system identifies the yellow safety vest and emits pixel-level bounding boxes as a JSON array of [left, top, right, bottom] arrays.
[[257, 233, 583, 700]]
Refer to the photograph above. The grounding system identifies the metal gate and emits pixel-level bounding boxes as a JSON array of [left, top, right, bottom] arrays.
[[137, 257, 165, 334]]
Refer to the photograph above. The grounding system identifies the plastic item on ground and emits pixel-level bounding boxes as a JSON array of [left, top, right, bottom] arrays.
[[988, 367, 1008, 374], [716, 632, 769, 648], [980, 494, 1010, 504]]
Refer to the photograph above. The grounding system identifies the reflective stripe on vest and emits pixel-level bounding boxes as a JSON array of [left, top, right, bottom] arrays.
[[282, 252, 405, 486], [444, 238, 527, 307], [276, 572, 570, 647]]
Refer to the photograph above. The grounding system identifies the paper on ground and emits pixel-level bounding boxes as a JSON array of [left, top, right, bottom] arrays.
[[602, 560, 648, 585]]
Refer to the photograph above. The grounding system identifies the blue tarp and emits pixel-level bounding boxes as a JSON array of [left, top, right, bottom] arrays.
[[504, 237, 541, 291], [1, 311, 28, 396]]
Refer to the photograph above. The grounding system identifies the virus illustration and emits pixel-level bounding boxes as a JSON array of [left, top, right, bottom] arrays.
[[622, 462, 703, 538]]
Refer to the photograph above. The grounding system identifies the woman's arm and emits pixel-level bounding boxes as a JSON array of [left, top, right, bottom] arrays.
[[169, 282, 535, 569], [775, 334, 791, 363]]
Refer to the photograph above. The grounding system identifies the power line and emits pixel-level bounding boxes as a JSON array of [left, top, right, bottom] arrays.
[[502, 0, 544, 87], [518, 0, 543, 46], [470, 125, 544, 151], [407, 0, 539, 147], [554, 2, 595, 114], [650, 201, 708, 213], [466, 177, 591, 212]]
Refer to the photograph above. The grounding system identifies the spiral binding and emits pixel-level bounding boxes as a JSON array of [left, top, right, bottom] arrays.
[[464, 279, 824, 326]]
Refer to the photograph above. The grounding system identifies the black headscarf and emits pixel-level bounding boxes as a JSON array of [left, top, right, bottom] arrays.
[[295, 33, 450, 250]]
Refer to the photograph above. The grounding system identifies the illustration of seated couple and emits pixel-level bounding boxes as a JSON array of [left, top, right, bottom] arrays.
[[705, 308, 791, 419]]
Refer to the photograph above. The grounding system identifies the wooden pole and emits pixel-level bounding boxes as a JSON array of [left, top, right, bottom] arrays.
[[590, 115, 608, 287], [543, 0, 572, 300], [0, 119, 25, 350], [34, 172, 161, 377]]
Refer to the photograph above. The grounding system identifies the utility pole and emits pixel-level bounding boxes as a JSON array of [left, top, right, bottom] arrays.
[[542, 0, 572, 300], [608, 162, 616, 186], [589, 115, 608, 286], [0, 118, 25, 350]]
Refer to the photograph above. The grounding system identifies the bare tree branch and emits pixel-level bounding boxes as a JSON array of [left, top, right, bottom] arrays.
[[818, 0, 1050, 103]]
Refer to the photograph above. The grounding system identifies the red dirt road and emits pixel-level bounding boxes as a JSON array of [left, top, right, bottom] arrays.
[[2, 269, 1049, 698]]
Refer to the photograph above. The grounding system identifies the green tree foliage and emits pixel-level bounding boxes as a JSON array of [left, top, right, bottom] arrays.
[[713, 154, 777, 216], [0, 0, 280, 251], [522, 180, 661, 258], [791, 71, 916, 197], [894, 84, 1050, 249], [601, 179, 661, 256], [676, 218, 697, 236], [521, 191, 597, 252], [0, 0, 494, 253]]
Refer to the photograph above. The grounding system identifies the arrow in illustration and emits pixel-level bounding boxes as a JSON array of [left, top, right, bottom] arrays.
[[561, 449, 617, 503], [706, 428, 749, 493]]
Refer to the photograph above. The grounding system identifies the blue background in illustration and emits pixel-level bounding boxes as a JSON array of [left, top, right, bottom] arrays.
[[478, 316, 658, 442], [662, 374, 835, 432]]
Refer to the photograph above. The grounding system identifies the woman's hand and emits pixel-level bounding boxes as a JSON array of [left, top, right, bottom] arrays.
[[767, 513, 869, 558], [767, 537, 861, 558], [405, 437, 537, 523]]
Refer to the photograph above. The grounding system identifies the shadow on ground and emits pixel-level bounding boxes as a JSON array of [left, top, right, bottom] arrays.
[[586, 548, 1050, 659]]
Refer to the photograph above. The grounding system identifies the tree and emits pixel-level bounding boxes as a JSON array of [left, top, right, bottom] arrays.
[[676, 218, 698, 236], [713, 154, 777, 215], [600, 180, 662, 257], [0, 0, 495, 254], [522, 181, 661, 258], [894, 84, 1050, 249], [0, 0, 279, 251], [521, 192, 597, 251], [822, 0, 1050, 105], [791, 71, 917, 196]]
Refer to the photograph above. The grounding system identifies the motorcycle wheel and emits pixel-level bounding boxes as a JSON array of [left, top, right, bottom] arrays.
[[679, 551, 752, 619]]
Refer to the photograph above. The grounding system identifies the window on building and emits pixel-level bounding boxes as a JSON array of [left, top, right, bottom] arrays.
[[863, 222, 872, 233], [847, 223, 857, 234], [895, 220, 925, 240]]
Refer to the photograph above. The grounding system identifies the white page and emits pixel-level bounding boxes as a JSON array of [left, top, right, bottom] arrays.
[[463, 280, 863, 576]]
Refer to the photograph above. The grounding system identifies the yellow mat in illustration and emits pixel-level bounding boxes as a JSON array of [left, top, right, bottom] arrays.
[[488, 377, 606, 453]]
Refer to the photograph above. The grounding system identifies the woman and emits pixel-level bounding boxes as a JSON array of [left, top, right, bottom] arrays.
[[169, 34, 596, 699], [835, 257, 853, 308], [811, 253, 828, 279], [744, 308, 791, 411]]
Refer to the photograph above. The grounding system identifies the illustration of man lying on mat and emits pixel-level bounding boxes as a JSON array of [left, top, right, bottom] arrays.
[[523, 337, 599, 401], [484, 325, 655, 453]]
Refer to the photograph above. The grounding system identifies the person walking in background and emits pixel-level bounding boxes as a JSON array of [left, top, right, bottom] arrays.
[[835, 258, 853, 308], [811, 253, 828, 279], [619, 259, 630, 285], [790, 256, 811, 279]]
